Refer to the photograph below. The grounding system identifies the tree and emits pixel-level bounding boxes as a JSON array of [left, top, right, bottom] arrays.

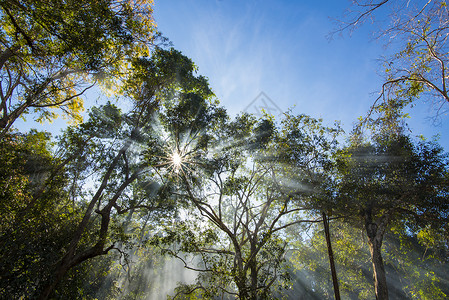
[[335, 0, 449, 119], [291, 217, 449, 300], [0, 130, 88, 299], [334, 129, 449, 299], [276, 113, 343, 300], [290, 220, 375, 300], [0, 0, 156, 138], [151, 112, 342, 299], [27, 47, 220, 299]]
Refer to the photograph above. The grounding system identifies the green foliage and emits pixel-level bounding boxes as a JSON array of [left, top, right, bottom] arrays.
[[385, 224, 449, 300], [335, 131, 449, 223], [0, 131, 86, 298], [2, 3, 448, 297], [363, 0, 449, 117], [0, 0, 156, 134], [290, 221, 374, 299], [13, 47, 226, 299], [291, 219, 449, 300], [151, 111, 344, 299]]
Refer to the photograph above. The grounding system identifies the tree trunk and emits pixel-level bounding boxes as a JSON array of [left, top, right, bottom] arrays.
[[249, 258, 258, 299], [368, 238, 389, 300], [37, 145, 139, 299], [38, 264, 69, 300], [322, 211, 341, 300], [365, 211, 389, 300], [235, 274, 249, 300], [233, 248, 249, 300], [38, 243, 114, 300]]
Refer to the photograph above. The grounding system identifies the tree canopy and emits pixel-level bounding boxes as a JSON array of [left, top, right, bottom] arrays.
[[1, 1, 449, 300], [0, 0, 156, 138]]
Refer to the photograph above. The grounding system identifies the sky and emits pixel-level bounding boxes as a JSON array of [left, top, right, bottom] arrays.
[[15, 0, 448, 149], [152, 0, 449, 150]]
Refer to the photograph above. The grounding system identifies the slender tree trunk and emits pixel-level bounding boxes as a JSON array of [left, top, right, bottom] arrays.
[[367, 238, 389, 300], [37, 144, 139, 299], [322, 211, 341, 300], [365, 211, 389, 300], [236, 274, 249, 300], [250, 258, 258, 299]]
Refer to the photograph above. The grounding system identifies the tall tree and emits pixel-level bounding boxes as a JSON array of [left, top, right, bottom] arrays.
[[335, 0, 449, 119], [29, 48, 221, 299], [0, 0, 156, 138], [277, 113, 344, 300], [334, 129, 449, 299], [151, 112, 342, 299]]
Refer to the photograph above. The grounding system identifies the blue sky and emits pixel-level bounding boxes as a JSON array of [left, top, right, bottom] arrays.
[[15, 0, 448, 149], [153, 0, 449, 149]]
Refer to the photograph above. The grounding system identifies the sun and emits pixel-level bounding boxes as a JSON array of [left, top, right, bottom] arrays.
[[154, 139, 197, 176], [171, 151, 183, 172]]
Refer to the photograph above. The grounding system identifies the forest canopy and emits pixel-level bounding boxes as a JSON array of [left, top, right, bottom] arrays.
[[1, 1, 449, 300]]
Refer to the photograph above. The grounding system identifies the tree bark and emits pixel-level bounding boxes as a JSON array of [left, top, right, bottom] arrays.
[[365, 211, 389, 300], [322, 211, 341, 300], [249, 255, 258, 299], [235, 272, 249, 300], [368, 238, 389, 300]]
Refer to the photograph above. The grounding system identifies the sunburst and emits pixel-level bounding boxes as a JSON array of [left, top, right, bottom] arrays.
[[169, 150, 184, 174], [155, 146, 196, 177], [171, 151, 182, 166]]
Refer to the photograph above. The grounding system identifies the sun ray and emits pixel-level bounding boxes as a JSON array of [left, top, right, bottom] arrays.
[[170, 150, 183, 173]]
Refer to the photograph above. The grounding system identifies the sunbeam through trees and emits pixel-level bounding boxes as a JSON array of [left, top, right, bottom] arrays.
[[1, 1, 449, 300]]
